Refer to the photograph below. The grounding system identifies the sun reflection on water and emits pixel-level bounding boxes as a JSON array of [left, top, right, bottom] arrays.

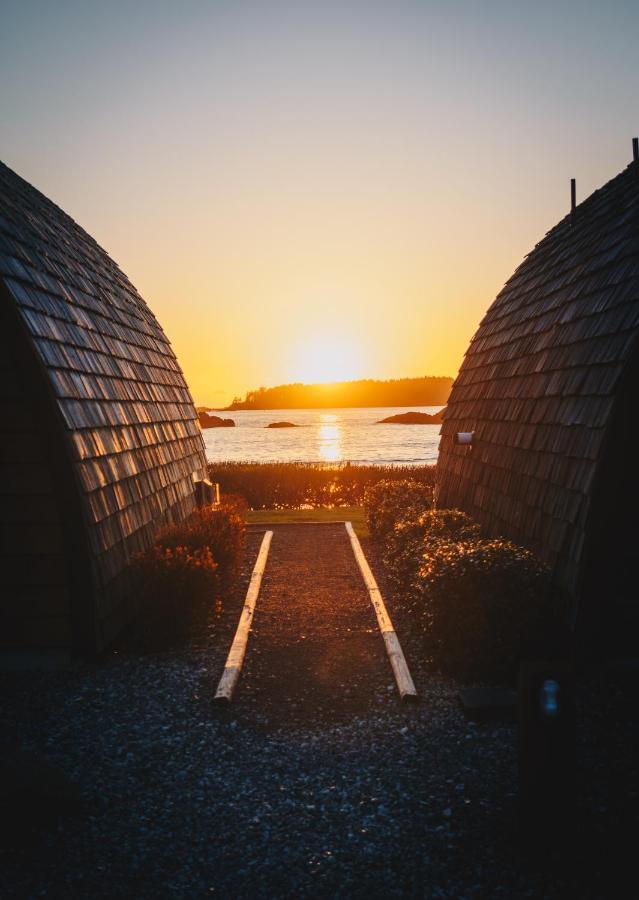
[[318, 414, 341, 462]]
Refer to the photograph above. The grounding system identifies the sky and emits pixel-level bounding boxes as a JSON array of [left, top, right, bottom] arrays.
[[1, 1, 638, 406]]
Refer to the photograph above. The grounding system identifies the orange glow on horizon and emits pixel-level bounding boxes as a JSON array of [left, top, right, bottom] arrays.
[[5, 4, 634, 407]]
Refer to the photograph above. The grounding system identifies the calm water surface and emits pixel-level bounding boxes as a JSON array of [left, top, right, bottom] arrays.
[[202, 406, 443, 466]]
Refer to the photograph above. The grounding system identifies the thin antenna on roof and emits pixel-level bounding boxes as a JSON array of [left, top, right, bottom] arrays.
[[633, 137, 639, 163], [570, 178, 576, 225]]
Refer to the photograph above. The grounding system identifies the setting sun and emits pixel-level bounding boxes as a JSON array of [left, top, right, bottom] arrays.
[[2, 2, 635, 897], [291, 335, 366, 385]]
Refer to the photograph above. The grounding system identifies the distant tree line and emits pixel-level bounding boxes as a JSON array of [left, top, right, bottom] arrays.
[[225, 376, 452, 410]]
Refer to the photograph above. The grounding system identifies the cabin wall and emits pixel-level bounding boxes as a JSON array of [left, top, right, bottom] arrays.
[[93, 484, 201, 650], [1, 159, 209, 654], [435, 424, 596, 602], [436, 161, 639, 623], [578, 344, 639, 654], [0, 319, 73, 650]]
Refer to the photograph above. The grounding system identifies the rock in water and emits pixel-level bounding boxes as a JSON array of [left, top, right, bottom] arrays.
[[377, 409, 445, 425], [198, 412, 235, 428]]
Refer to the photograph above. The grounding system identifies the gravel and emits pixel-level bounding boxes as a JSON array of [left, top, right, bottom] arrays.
[[0, 526, 636, 899]]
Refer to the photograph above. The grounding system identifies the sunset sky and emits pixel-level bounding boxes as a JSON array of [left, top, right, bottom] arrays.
[[2, 1, 637, 406]]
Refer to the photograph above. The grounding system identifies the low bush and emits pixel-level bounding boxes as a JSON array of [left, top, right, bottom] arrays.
[[156, 498, 246, 589], [363, 479, 433, 542], [208, 461, 435, 509], [410, 538, 553, 682], [130, 501, 246, 648], [383, 509, 481, 593], [131, 545, 219, 648]]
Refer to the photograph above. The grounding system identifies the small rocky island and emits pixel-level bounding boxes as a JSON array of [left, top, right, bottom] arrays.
[[266, 421, 299, 428], [377, 409, 445, 425], [198, 411, 235, 428]]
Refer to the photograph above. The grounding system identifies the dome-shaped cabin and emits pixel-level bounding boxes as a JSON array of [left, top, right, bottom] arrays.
[[0, 162, 208, 659], [436, 150, 639, 653]]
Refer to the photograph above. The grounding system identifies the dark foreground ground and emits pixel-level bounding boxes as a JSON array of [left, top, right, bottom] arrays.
[[1, 524, 637, 898]]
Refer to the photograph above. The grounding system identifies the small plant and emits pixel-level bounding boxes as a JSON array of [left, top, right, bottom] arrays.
[[363, 479, 433, 542], [411, 538, 553, 682]]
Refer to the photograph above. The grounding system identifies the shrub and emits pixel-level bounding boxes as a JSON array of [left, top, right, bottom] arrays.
[[363, 479, 433, 542], [131, 545, 219, 648], [207, 461, 435, 509], [129, 501, 246, 648], [411, 539, 553, 682], [156, 499, 245, 590], [383, 509, 481, 593]]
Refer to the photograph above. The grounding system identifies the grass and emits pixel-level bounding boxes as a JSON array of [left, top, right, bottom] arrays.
[[246, 506, 369, 538], [208, 461, 435, 509]]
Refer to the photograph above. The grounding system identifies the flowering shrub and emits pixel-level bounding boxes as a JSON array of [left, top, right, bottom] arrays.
[[383, 509, 481, 594], [410, 538, 552, 681], [132, 545, 219, 647], [130, 500, 246, 648], [156, 499, 245, 590], [365, 490, 555, 680], [363, 479, 433, 542]]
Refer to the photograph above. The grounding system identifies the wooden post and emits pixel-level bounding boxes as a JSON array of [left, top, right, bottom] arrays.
[[214, 530, 273, 702], [345, 522, 417, 701], [518, 661, 576, 841]]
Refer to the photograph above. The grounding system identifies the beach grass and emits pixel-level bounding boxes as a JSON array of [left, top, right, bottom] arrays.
[[246, 506, 368, 538], [209, 461, 435, 509]]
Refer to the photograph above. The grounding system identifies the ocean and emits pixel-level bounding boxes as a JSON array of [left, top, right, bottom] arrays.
[[201, 406, 443, 466]]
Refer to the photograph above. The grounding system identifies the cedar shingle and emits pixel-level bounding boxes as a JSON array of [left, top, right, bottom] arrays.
[[0, 161, 208, 652], [436, 159, 639, 603]]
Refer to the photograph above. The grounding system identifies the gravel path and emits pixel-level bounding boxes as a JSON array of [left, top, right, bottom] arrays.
[[1, 524, 636, 899], [238, 524, 391, 727]]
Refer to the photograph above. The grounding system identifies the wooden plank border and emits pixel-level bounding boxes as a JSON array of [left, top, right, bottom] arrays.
[[345, 521, 418, 701], [214, 530, 273, 703]]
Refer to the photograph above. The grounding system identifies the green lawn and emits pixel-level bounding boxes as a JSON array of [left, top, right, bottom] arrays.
[[246, 506, 369, 538]]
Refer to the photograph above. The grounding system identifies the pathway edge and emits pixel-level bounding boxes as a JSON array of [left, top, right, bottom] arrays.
[[214, 529, 273, 703], [345, 521, 418, 701]]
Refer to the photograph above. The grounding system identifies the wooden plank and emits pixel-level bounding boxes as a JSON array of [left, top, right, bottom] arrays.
[[0, 586, 70, 617], [344, 522, 418, 701], [214, 530, 273, 703], [3, 554, 68, 586], [0, 523, 65, 555]]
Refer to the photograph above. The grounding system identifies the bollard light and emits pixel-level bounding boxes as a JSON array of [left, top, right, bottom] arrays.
[[518, 662, 576, 842], [540, 679, 560, 718]]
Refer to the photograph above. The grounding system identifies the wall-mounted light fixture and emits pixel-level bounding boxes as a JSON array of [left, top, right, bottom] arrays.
[[194, 479, 220, 506], [455, 431, 474, 445]]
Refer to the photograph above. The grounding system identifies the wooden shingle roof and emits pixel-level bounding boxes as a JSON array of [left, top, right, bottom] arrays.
[[436, 159, 639, 600], [0, 161, 207, 645]]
